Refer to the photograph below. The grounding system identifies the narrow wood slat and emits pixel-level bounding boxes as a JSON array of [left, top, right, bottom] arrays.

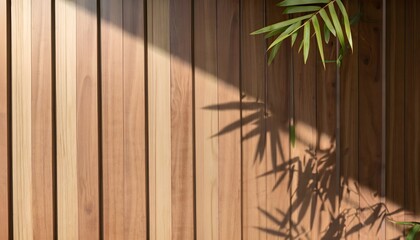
[[147, 0, 172, 239], [12, 0, 34, 238], [194, 0, 219, 239], [358, 0, 385, 238], [290, 21, 317, 240], [56, 0, 78, 238], [31, 0, 54, 238], [217, 0, 242, 239], [316, 36, 339, 239], [0, 0, 9, 238], [241, 0, 267, 239], [340, 1, 360, 239], [123, 0, 148, 238], [101, 0, 124, 238], [170, 0, 195, 239], [405, 0, 420, 224], [265, 0, 291, 239], [76, 0, 100, 238], [386, 0, 406, 238]]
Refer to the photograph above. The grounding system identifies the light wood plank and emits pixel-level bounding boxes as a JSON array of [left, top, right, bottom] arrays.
[[147, 0, 172, 239], [101, 0, 124, 239], [0, 0, 9, 238], [358, 0, 385, 238], [123, 0, 148, 238], [31, 0, 54, 238], [339, 1, 360, 239], [386, 0, 406, 238], [56, 0, 78, 239], [12, 0, 34, 238], [194, 0, 219, 239], [170, 0, 195, 239], [217, 0, 242, 239], [76, 0, 100, 238], [241, 0, 267, 239]]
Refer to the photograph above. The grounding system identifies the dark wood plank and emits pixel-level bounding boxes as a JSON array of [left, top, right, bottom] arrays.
[[76, 0, 100, 238], [405, 0, 420, 224], [241, 0, 267, 239], [265, 1, 292, 239], [339, 1, 360, 239], [0, 0, 9, 238], [123, 0, 147, 238], [31, 0, 54, 238], [358, 0, 385, 238], [386, 0, 406, 238], [170, 0, 195, 239]]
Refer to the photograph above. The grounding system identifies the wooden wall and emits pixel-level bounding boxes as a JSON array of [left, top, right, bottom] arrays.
[[0, 0, 419, 239]]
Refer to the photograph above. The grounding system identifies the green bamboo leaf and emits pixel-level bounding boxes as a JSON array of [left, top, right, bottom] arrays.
[[395, 221, 420, 226], [328, 3, 345, 48], [268, 43, 281, 65], [319, 9, 336, 36], [278, 0, 330, 7], [291, 31, 298, 46], [283, 6, 321, 14], [324, 24, 331, 43], [265, 27, 286, 39], [303, 23, 310, 63], [336, 0, 353, 50], [312, 16, 325, 68], [298, 39, 304, 53], [290, 125, 296, 148], [251, 15, 311, 35], [407, 224, 420, 240], [268, 21, 301, 50]]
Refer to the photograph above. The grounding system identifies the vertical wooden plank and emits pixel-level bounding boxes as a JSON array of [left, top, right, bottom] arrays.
[[358, 0, 385, 238], [11, 0, 34, 238], [386, 0, 406, 238], [340, 1, 360, 239], [405, 0, 420, 224], [123, 0, 147, 238], [101, 0, 124, 239], [290, 16, 317, 240], [217, 0, 242, 239], [56, 0, 78, 238], [241, 0, 267, 239], [265, 1, 291, 239], [76, 0, 100, 238], [147, 0, 172, 239], [170, 0, 194, 239], [194, 0, 219, 238], [0, 0, 9, 238], [316, 34, 339, 239], [31, 0, 54, 238]]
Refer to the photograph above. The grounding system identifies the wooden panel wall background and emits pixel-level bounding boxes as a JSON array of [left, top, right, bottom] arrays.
[[0, 0, 419, 239]]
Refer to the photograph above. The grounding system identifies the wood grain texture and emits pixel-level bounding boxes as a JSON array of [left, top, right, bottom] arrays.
[[147, 0, 172, 239], [358, 0, 385, 238], [339, 1, 360, 239], [316, 35, 338, 239], [241, 0, 267, 239], [56, 0, 78, 238], [0, 0, 9, 238], [194, 0, 219, 239], [31, 0, 54, 238], [265, 1, 291, 239], [170, 0, 194, 239], [101, 0, 124, 238], [386, 0, 406, 238], [290, 19, 317, 240], [123, 0, 148, 238], [76, 0, 100, 238], [217, 0, 242, 239], [11, 0, 34, 238], [405, 0, 420, 224]]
